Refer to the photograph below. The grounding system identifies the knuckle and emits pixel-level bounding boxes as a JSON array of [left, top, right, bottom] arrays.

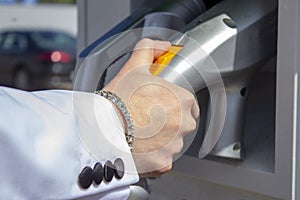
[[193, 100, 200, 118], [181, 91, 196, 105], [183, 89, 194, 100], [141, 38, 152, 43], [181, 117, 197, 135], [174, 139, 184, 154], [137, 38, 153, 47], [190, 119, 197, 131]]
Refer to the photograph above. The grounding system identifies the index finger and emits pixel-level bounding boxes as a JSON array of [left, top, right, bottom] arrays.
[[124, 38, 171, 70]]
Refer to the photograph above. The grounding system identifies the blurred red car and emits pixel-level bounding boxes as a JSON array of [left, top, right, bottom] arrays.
[[0, 28, 76, 90]]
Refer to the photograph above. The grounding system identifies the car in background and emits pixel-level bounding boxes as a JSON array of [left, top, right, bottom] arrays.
[[0, 29, 76, 90]]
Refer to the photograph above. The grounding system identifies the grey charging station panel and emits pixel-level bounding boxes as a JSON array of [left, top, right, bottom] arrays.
[[77, 0, 300, 199]]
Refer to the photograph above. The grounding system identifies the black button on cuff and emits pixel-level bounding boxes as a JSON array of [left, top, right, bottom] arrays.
[[93, 162, 104, 185], [104, 160, 114, 182], [114, 158, 125, 179], [78, 166, 94, 189]]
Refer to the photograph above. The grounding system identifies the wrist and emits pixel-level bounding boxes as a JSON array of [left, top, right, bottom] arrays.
[[94, 90, 135, 151]]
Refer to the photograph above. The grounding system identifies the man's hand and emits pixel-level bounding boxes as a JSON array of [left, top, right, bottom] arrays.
[[104, 38, 199, 177]]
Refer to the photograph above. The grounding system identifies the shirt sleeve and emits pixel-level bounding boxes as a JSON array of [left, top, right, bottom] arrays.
[[0, 86, 139, 200]]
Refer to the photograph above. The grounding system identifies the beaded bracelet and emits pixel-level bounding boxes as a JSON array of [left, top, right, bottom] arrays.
[[94, 90, 134, 151]]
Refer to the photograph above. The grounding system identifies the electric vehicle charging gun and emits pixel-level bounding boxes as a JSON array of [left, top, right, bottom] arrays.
[[160, 0, 278, 159]]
